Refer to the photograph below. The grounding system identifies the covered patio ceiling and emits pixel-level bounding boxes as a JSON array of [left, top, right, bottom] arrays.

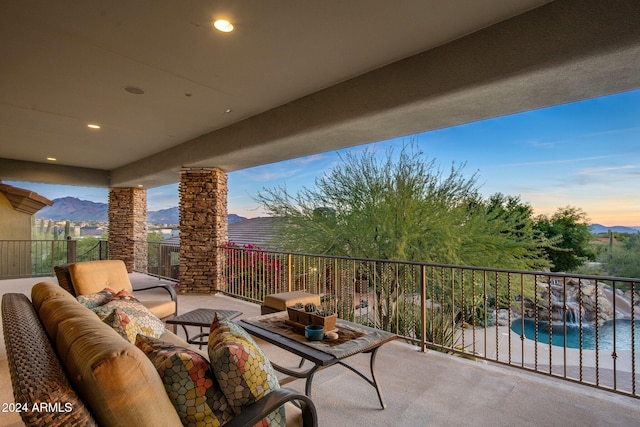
[[1, 0, 639, 189]]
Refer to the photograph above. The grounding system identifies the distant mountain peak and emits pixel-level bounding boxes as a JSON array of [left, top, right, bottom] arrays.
[[36, 196, 247, 224]]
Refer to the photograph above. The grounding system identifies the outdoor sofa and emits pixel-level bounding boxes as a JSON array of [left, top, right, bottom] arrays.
[[2, 279, 317, 426]]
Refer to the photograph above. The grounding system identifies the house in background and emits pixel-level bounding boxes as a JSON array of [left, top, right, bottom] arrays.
[[0, 182, 52, 276], [163, 217, 282, 251], [0, 182, 52, 240], [226, 217, 282, 251]]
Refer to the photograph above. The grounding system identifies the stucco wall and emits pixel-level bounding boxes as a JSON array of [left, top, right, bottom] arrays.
[[0, 192, 31, 240]]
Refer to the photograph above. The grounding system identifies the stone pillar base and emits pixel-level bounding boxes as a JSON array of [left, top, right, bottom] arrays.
[[179, 168, 228, 293], [108, 188, 147, 273]]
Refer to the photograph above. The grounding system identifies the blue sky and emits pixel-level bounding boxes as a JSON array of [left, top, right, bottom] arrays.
[[7, 89, 640, 226]]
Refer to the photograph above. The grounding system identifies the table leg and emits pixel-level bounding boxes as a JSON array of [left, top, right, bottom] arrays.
[[180, 324, 191, 342], [336, 346, 387, 409], [369, 347, 386, 409]]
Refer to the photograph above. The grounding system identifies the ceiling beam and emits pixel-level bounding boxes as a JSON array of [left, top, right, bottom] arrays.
[[0, 158, 109, 187]]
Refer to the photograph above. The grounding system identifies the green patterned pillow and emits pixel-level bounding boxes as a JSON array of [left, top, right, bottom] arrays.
[[91, 299, 166, 338], [207, 315, 285, 426], [102, 308, 141, 343], [76, 287, 116, 308], [136, 335, 234, 427]]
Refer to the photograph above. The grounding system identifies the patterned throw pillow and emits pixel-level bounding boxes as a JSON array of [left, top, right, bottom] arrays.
[[102, 308, 141, 343], [135, 335, 234, 427], [76, 287, 117, 308], [91, 299, 166, 338], [112, 290, 139, 302], [207, 315, 285, 426]]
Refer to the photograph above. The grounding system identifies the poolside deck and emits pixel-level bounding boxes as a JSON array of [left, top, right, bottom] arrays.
[[2, 275, 640, 426]]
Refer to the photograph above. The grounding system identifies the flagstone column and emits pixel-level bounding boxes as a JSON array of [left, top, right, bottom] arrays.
[[108, 187, 148, 273], [179, 167, 228, 293]]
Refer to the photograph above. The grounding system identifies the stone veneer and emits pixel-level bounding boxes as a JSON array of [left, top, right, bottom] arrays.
[[108, 187, 148, 273], [179, 167, 228, 293]]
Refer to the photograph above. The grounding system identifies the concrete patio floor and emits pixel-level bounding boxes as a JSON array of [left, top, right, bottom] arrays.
[[2, 275, 640, 426]]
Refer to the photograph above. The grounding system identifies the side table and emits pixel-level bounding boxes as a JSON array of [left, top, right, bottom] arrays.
[[167, 308, 242, 348]]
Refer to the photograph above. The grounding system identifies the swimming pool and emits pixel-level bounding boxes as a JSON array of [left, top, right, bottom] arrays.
[[511, 318, 640, 350]]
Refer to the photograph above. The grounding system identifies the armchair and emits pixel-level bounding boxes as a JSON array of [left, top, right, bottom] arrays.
[[54, 260, 177, 321]]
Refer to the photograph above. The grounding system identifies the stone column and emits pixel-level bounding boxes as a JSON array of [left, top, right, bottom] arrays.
[[179, 167, 228, 293], [108, 187, 148, 273]]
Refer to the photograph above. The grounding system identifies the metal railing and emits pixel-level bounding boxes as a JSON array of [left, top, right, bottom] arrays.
[[3, 238, 638, 399], [0, 239, 108, 278], [145, 241, 180, 281], [217, 245, 639, 399]]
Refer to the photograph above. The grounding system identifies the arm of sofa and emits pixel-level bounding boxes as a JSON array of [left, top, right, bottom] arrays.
[[223, 388, 318, 427], [2, 292, 98, 427]]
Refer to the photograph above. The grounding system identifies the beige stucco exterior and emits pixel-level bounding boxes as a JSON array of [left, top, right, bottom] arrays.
[[0, 192, 31, 240]]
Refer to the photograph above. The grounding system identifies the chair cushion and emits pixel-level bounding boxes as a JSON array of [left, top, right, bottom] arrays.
[[141, 299, 177, 320], [69, 260, 133, 295], [136, 335, 234, 427], [263, 291, 321, 312], [207, 315, 285, 426]]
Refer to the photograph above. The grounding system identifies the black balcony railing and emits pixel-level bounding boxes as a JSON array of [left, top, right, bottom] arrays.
[[217, 245, 640, 399], [145, 240, 180, 281], [0, 239, 108, 278]]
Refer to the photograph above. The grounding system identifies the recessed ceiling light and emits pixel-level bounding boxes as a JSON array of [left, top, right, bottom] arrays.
[[46, 157, 56, 161], [137, 184, 144, 188], [87, 124, 101, 129], [224, 108, 232, 114], [213, 19, 234, 33], [125, 86, 145, 95]]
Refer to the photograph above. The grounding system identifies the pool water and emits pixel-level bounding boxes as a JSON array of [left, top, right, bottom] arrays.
[[511, 318, 640, 350]]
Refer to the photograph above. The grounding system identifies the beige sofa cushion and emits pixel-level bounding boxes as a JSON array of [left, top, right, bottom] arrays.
[[56, 316, 182, 427], [31, 279, 77, 311], [33, 282, 182, 427], [263, 291, 321, 312], [69, 260, 133, 295]]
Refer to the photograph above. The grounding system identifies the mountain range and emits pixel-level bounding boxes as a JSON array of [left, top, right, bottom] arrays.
[[36, 197, 247, 224], [589, 224, 639, 235], [34, 197, 640, 233]]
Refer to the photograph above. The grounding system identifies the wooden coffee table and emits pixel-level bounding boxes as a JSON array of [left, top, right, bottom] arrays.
[[167, 308, 242, 348], [240, 312, 396, 408]]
